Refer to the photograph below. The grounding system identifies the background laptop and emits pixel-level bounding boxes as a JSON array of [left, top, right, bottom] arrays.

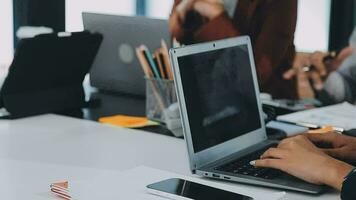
[[170, 36, 326, 194], [83, 13, 170, 96]]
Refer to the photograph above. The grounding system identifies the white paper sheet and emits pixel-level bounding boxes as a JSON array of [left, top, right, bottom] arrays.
[[277, 102, 356, 130]]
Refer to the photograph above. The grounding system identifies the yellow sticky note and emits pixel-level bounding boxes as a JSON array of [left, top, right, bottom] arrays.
[[99, 115, 159, 128]]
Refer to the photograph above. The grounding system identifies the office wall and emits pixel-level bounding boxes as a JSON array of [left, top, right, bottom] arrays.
[[0, 0, 14, 66]]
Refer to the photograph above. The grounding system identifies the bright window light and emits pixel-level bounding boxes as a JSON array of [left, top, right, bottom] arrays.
[[146, 0, 174, 19], [0, 0, 14, 67], [66, 0, 136, 32], [295, 0, 331, 52]]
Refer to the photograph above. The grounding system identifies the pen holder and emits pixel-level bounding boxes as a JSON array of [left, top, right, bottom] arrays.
[[145, 77, 177, 122]]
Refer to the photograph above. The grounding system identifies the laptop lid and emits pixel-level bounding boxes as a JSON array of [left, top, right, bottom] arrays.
[[83, 12, 170, 96], [170, 36, 267, 171]]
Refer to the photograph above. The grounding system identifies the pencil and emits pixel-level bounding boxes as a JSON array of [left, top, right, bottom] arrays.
[[155, 49, 167, 79], [135, 46, 153, 78], [160, 39, 174, 80], [158, 51, 169, 80], [141, 45, 161, 79], [136, 46, 166, 111]]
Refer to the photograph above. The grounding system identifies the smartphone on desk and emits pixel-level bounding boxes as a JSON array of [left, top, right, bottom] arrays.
[[147, 178, 254, 200]]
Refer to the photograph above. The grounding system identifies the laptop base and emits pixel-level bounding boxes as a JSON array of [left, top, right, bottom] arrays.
[[197, 140, 326, 194]]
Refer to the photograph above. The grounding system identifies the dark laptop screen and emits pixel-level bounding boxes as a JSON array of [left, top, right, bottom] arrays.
[[178, 45, 261, 153]]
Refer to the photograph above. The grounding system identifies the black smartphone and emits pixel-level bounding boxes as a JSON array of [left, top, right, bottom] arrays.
[[146, 178, 254, 200]]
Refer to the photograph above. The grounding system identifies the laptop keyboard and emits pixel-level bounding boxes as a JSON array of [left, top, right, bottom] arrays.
[[214, 145, 282, 180]]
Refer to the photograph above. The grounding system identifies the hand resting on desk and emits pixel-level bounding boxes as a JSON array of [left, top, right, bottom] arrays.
[[251, 134, 354, 191], [307, 132, 356, 162]]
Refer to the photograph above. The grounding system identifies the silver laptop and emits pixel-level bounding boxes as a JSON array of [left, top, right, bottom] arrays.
[[170, 36, 326, 194], [83, 13, 170, 96]]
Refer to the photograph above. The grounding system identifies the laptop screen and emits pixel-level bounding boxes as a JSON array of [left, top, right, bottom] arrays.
[[178, 44, 261, 153]]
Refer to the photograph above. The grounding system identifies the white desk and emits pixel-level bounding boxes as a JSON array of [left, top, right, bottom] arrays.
[[0, 114, 339, 199]]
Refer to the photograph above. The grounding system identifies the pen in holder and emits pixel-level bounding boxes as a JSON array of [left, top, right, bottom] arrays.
[[136, 40, 183, 137], [145, 77, 177, 122]]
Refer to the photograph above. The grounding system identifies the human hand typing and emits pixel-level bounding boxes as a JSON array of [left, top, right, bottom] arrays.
[[251, 135, 353, 190]]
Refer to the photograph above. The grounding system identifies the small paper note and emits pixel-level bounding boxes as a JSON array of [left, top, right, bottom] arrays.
[[99, 115, 159, 128]]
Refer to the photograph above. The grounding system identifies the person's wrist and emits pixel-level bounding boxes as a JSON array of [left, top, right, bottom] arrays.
[[322, 158, 353, 191]]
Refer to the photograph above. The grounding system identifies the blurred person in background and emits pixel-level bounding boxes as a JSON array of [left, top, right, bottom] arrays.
[[284, 28, 356, 104], [170, 0, 299, 99]]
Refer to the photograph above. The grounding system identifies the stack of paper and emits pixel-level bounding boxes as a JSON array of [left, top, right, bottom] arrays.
[[277, 102, 356, 130]]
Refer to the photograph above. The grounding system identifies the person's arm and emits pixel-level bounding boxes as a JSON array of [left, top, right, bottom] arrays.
[[170, 0, 236, 43], [170, 0, 205, 44], [251, 0, 297, 85], [309, 131, 356, 198], [188, 0, 240, 41], [251, 135, 354, 191], [193, 0, 297, 86], [170, 0, 185, 41]]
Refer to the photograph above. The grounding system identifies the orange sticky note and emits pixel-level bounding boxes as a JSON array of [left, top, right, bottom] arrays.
[[307, 126, 334, 134], [99, 115, 159, 128]]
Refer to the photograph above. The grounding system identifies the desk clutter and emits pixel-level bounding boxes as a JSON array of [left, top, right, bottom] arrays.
[[96, 39, 183, 138]]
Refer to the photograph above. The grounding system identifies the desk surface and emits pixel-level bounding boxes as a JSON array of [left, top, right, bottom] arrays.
[[0, 114, 339, 199]]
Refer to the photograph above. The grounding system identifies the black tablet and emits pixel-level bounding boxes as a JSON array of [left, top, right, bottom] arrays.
[[0, 31, 103, 118]]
